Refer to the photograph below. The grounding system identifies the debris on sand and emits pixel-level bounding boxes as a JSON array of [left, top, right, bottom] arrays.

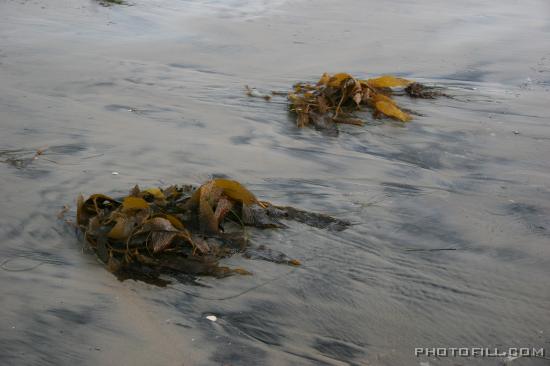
[[77, 179, 349, 285], [245, 85, 272, 101], [404, 82, 442, 99], [1, 146, 48, 168], [286, 73, 441, 131], [97, 0, 126, 6]]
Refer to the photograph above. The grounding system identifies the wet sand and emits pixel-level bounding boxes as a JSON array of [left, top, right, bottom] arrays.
[[1, 0, 550, 365]]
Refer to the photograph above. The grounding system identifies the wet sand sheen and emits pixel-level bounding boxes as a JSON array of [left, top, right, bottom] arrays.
[[1, 0, 550, 365]]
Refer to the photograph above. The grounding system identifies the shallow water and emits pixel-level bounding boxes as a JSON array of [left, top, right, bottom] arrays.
[[1, 0, 549, 365]]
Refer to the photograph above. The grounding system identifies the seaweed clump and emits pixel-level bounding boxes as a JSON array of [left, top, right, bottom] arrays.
[[77, 179, 348, 285], [288, 73, 440, 131]]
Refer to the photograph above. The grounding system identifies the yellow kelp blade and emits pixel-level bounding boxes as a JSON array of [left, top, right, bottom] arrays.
[[367, 75, 411, 88], [142, 187, 165, 200], [211, 179, 259, 205], [372, 93, 396, 105], [164, 214, 186, 231], [375, 100, 411, 122], [317, 72, 330, 86], [199, 196, 219, 233], [108, 214, 136, 240], [122, 196, 149, 211], [327, 73, 354, 88], [77, 194, 119, 225]]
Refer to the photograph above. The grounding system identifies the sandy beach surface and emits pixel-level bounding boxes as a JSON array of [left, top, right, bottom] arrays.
[[1, 0, 549, 365]]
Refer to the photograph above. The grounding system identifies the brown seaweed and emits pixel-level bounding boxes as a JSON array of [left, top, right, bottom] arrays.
[[286, 72, 440, 132], [76, 179, 348, 284]]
